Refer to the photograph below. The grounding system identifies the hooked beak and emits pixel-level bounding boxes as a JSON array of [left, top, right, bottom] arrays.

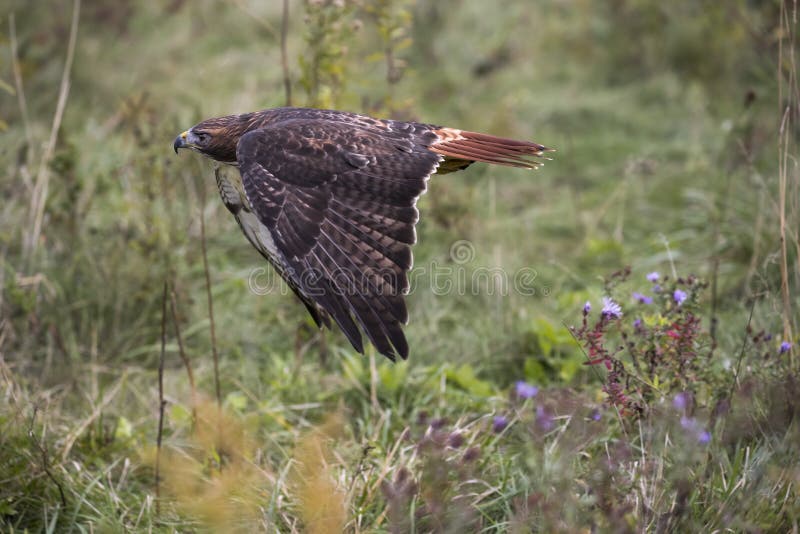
[[173, 130, 190, 154]]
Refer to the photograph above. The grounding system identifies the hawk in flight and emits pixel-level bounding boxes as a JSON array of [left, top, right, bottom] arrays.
[[174, 107, 551, 361]]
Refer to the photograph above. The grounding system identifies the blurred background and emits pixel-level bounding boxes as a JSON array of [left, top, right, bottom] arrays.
[[0, 0, 797, 530]]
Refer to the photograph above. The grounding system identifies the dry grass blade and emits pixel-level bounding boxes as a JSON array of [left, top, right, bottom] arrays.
[[156, 281, 168, 516], [25, 0, 81, 260], [9, 14, 34, 165], [60, 371, 125, 461], [198, 184, 221, 407], [170, 288, 197, 421]]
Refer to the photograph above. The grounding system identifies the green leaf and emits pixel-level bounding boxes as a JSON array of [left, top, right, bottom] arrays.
[[446, 364, 493, 397], [524, 357, 548, 383], [115, 416, 133, 441], [558, 357, 582, 382], [341, 351, 366, 384], [531, 317, 573, 357], [0, 497, 18, 516], [225, 391, 248, 412], [379, 361, 408, 392], [170, 404, 192, 427]]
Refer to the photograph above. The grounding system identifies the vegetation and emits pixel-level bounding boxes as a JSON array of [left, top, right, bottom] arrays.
[[1, 0, 798, 531]]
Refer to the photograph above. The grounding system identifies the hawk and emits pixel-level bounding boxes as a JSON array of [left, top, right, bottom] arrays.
[[173, 107, 551, 361]]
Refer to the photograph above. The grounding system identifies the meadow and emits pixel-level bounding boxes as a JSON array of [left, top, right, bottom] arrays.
[[1, 1, 798, 531]]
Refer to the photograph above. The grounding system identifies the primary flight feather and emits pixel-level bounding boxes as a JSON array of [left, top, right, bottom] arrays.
[[174, 107, 552, 361]]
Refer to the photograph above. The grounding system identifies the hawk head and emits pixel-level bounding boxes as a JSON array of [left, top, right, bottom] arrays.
[[174, 113, 254, 164]]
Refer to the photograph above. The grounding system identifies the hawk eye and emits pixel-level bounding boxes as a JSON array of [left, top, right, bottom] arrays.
[[195, 131, 210, 143]]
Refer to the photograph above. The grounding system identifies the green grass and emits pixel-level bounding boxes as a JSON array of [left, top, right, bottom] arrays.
[[1, 0, 798, 531]]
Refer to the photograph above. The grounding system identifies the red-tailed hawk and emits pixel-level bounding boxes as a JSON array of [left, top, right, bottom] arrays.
[[174, 107, 552, 361]]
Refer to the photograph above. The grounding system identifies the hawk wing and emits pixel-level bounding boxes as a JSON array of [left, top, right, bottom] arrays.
[[236, 118, 442, 361], [214, 166, 332, 330]]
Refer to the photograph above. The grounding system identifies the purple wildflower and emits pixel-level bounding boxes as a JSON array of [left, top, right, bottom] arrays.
[[679, 416, 710, 444], [680, 416, 695, 430], [632, 292, 653, 305], [492, 415, 509, 433], [673, 392, 689, 411], [673, 289, 687, 305], [583, 301, 592, 314], [646, 271, 660, 282], [515, 381, 539, 399], [430, 417, 447, 430], [652, 284, 662, 293], [447, 432, 464, 448], [536, 406, 554, 431], [633, 318, 642, 329], [780, 341, 792, 354], [463, 446, 480, 462], [590, 409, 601, 421], [601, 297, 622, 319]]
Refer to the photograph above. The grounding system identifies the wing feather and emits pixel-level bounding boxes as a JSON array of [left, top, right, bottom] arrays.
[[318, 223, 408, 321], [326, 209, 413, 272], [313, 235, 403, 358], [236, 117, 440, 360]]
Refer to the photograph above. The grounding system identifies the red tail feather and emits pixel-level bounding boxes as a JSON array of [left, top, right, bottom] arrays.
[[429, 128, 552, 169]]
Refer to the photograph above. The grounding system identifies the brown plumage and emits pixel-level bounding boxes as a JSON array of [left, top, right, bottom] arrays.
[[174, 107, 552, 361]]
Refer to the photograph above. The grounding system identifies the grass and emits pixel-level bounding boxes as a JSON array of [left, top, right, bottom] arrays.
[[1, 0, 798, 531]]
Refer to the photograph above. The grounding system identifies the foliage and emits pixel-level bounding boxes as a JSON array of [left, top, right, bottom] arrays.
[[298, 0, 358, 108], [0, 0, 798, 531]]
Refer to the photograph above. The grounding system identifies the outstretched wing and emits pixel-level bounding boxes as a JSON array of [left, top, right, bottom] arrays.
[[214, 166, 331, 330], [236, 118, 441, 360]]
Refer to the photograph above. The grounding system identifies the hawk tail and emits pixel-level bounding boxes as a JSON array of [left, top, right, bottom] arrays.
[[429, 128, 553, 170]]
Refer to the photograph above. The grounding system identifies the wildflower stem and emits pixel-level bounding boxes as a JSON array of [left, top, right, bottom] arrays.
[[563, 321, 629, 439], [623, 333, 642, 375], [659, 234, 678, 281], [728, 298, 756, 401], [28, 406, 67, 509], [777, 0, 798, 360]]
